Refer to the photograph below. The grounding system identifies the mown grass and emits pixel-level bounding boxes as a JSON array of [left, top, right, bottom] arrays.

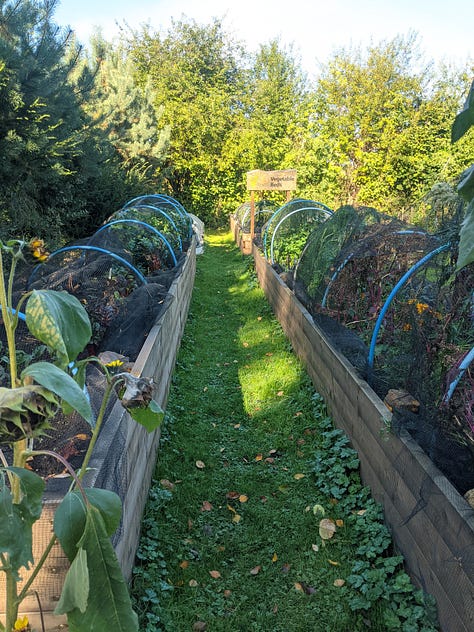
[[131, 231, 438, 632]]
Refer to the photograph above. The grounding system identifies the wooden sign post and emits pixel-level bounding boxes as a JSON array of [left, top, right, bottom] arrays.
[[246, 169, 297, 239]]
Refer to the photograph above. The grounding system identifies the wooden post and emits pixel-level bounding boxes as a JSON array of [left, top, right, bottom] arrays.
[[250, 190, 255, 240]]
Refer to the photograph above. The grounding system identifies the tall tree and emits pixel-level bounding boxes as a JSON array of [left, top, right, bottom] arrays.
[[128, 17, 246, 224], [221, 39, 310, 207], [298, 35, 474, 219]]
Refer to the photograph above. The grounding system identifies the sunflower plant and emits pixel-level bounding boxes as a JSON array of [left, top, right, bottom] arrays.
[[0, 239, 163, 632]]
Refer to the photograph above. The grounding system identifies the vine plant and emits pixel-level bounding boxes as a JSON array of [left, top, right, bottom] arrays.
[[0, 239, 163, 632]]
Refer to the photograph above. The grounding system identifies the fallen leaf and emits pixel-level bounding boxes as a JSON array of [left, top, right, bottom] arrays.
[[160, 479, 175, 491], [312, 504, 325, 516], [257, 316, 262, 320], [203, 387, 208, 392], [356, 509, 367, 516], [201, 501, 213, 512], [319, 518, 336, 540], [294, 582, 303, 592], [272, 553, 278, 563], [265, 457, 275, 463], [189, 579, 198, 587], [334, 579, 345, 587], [243, 341, 249, 347], [234, 423, 241, 429], [255, 454, 263, 461], [273, 604, 278, 613], [294, 473, 305, 480], [277, 390, 284, 396], [250, 565, 261, 575], [265, 352, 273, 356], [311, 544, 319, 553], [226, 491, 240, 500], [209, 570, 221, 579], [328, 559, 340, 566], [193, 622, 207, 631], [179, 560, 189, 569], [232, 513, 241, 523], [224, 590, 232, 598], [239, 494, 248, 503], [195, 460, 206, 469], [336, 519, 344, 528], [227, 504, 236, 514]]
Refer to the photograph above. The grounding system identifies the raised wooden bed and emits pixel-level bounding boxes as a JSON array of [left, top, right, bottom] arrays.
[[1, 240, 196, 631], [253, 244, 474, 632]]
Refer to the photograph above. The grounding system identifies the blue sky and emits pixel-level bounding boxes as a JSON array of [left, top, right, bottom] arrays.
[[54, 0, 472, 75]]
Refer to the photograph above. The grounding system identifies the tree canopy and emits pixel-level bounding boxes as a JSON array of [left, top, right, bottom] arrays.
[[0, 3, 472, 239]]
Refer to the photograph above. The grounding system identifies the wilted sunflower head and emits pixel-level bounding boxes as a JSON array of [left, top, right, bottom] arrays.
[[28, 238, 49, 263], [0, 385, 58, 444]]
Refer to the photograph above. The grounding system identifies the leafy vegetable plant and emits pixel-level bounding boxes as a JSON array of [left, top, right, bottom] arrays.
[[0, 239, 163, 632]]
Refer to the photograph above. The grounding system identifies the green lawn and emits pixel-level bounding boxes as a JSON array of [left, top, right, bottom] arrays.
[[131, 231, 438, 632]]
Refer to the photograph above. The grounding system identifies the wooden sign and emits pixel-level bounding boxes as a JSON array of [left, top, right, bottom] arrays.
[[246, 169, 297, 191]]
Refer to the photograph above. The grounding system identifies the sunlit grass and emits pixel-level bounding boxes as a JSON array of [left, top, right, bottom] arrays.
[[131, 230, 436, 632]]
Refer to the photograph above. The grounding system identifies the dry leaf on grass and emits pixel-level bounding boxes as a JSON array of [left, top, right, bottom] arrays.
[[201, 501, 213, 512], [195, 460, 206, 469], [250, 565, 261, 575], [319, 518, 336, 540], [209, 570, 221, 579], [334, 579, 345, 587]]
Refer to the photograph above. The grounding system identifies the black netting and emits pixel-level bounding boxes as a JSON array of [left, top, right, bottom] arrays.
[[122, 195, 192, 242], [262, 198, 333, 262], [272, 204, 474, 495]]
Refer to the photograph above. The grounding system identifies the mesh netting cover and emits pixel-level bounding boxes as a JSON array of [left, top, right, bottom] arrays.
[[88, 219, 179, 273], [110, 206, 183, 260], [262, 198, 332, 261], [234, 200, 276, 233], [122, 196, 192, 242], [27, 247, 145, 350], [280, 205, 474, 494]]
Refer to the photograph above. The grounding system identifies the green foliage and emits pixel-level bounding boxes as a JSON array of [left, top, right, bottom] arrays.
[[0, 467, 44, 577], [452, 78, 474, 270], [25, 290, 92, 369], [0, 239, 142, 631], [21, 362, 92, 424], [55, 505, 139, 631]]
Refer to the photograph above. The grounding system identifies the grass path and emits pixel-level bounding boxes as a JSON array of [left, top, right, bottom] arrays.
[[131, 231, 436, 632]]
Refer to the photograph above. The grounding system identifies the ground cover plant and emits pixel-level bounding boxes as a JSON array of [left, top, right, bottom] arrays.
[[131, 231, 438, 631]]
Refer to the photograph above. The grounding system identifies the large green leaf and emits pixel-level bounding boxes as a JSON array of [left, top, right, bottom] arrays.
[[457, 200, 474, 271], [458, 164, 474, 202], [0, 468, 45, 576], [25, 290, 92, 368], [56, 505, 138, 632], [21, 362, 93, 425], [452, 80, 474, 142], [54, 488, 122, 561], [54, 548, 89, 615], [127, 399, 164, 432]]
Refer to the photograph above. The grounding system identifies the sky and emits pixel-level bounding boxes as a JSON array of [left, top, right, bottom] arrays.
[[54, 0, 472, 76]]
